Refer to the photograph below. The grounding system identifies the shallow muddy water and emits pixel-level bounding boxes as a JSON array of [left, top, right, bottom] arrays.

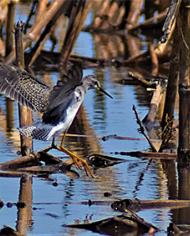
[[0, 2, 190, 236]]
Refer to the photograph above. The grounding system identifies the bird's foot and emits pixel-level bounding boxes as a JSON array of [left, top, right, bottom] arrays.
[[56, 145, 96, 178]]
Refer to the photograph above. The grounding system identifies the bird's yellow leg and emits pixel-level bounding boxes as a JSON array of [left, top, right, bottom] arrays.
[[60, 131, 67, 147], [56, 145, 95, 178]]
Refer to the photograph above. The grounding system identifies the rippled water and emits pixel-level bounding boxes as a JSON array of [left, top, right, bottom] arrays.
[[1, 2, 190, 236]]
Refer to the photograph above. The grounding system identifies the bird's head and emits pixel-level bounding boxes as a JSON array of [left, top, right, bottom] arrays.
[[82, 75, 113, 98]]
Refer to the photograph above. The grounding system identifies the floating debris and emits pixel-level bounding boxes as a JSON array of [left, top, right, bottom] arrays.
[[88, 153, 126, 168], [167, 223, 190, 235], [0, 226, 18, 236], [64, 212, 158, 235], [111, 199, 190, 212]]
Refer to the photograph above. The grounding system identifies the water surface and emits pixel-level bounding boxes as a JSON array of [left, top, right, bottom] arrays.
[[0, 2, 188, 236]]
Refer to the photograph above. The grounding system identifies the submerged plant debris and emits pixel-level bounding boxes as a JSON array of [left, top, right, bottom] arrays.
[[65, 212, 158, 236]]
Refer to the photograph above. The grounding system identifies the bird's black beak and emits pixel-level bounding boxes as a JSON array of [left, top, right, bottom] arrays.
[[98, 86, 113, 99]]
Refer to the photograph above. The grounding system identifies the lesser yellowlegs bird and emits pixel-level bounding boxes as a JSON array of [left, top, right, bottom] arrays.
[[0, 63, 112, 176]]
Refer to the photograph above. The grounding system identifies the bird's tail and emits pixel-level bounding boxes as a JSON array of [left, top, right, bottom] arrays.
[[18, 126, 52, 141]]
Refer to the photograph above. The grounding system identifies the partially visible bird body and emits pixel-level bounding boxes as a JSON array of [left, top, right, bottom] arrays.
[[19, 123, 63, 141], [19, 87, 84, 141], [0, 62, 112, 141], [0, 62, 112, 177]]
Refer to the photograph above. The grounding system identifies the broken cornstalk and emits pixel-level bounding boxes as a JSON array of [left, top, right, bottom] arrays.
[[16, 175, 32, 235], [178, 1, 190, 162], [15, 22, 33, 156]]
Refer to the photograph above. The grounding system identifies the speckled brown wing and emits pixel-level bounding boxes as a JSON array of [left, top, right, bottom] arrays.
[[0, 63, 50, 112]]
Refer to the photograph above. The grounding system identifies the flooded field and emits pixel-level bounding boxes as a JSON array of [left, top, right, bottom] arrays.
[[1, 1, 190, 236]]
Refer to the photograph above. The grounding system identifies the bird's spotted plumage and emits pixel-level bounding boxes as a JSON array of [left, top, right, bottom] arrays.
[[0, 63, 50, 112], [19, 125, 53, 140]]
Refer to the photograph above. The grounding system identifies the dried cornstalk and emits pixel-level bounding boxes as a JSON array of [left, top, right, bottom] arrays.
[[5, 0, 66, 64], [60, 0, 91, 68]]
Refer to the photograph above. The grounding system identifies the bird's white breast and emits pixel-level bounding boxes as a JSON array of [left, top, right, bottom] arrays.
[[47, 90, 83, 140]]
